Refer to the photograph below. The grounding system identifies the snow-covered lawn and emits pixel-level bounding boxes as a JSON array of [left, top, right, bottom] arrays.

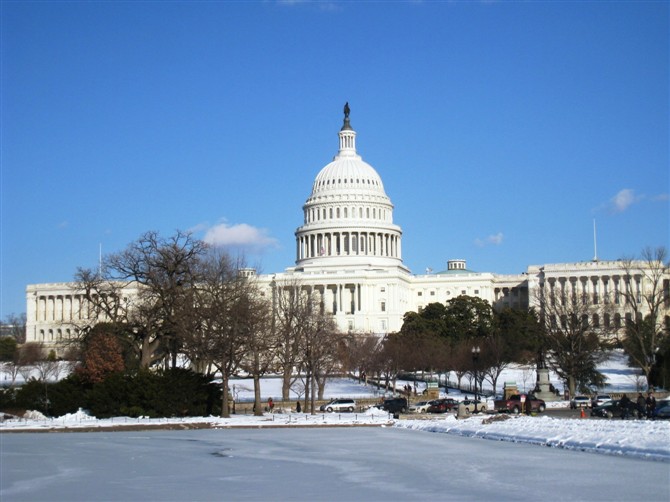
[[2, 406, 668, 463]]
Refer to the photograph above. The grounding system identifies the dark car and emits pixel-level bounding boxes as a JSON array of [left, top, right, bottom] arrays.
[[427, 398, 458, 414], [591, 399, 635, 419], [652, 403, 670, 420], [381, 397, 408, 413]]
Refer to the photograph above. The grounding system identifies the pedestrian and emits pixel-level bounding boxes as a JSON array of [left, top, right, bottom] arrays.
[[268, 397, 274, 413], [620, 393, 631, 419], [296, 400, 302, 413], [646, 392, 656, 419], [636, 393, 646, 419]]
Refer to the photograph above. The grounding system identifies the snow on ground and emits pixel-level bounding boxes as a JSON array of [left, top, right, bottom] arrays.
[[2, 406, 668, 463]]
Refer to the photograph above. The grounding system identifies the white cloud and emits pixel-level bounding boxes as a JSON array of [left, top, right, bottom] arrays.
[[202, 221, 278, 251], [474, 232, 504, 247], [610, 188, 637, 213]]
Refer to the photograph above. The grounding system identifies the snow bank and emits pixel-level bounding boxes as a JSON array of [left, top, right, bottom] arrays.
[[395, 414, 670, 462]]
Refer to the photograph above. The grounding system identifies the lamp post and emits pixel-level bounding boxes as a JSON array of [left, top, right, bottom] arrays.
[[472, 346, 480, 413]]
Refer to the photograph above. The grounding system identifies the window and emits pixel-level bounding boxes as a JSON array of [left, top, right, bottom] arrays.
[[381, 301, 386, 312], [430, 291, 435, 296], [417, 292, 422, 296]]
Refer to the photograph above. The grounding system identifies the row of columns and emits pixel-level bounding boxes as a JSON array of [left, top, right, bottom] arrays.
[[30, 294, 115, 322], [544, 274, 642, 305], [297, 231, 401, 261], [276, 283, 363, 315], [305, 205, 388, 224], [274, 281, 393, 318]]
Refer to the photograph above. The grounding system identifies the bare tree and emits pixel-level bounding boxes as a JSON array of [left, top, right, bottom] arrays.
[[4, 357, 22, 387], [534, 283, 612, 396], [237, 285, 277, 416], [75, 230, 208, 368], [617, 246, 670, 388], [271, 278, 311, 401], [377, 333, 408, 394], [34, 349, 60, 382], [17, 342, 44, 381], [342, 333, 381, 383], [2, 313, 27, 343], [304, 312, 342, 411], [193, 251, 252, 418]]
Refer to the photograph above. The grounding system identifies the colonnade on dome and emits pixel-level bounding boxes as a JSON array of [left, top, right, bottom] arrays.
[[296, 230, 401, 261]]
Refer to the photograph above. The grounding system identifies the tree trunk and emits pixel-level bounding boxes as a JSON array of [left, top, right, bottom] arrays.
[[567, 376, 576, 398], [253, 374, 263, 416], [316, 374, 326, 400], [281, 366, 292, 401], [221, 372, 230, 418], [304, 368, 311, 414], [310, 373, 316, 414], [140, 338, 160, 368]]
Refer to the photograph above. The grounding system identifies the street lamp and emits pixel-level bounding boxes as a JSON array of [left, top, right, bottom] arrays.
[[472, 346, 480, 413]]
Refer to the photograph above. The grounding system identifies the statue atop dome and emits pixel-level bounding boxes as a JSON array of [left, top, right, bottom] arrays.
[[341, 102, 352, 131]]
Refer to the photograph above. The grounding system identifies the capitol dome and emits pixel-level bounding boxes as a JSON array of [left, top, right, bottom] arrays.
[[294, 104, 404, 270]]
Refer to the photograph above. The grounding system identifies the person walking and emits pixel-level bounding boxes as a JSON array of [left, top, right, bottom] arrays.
[[296, 400, 302, 413], [646, 392, 656, 419], [268, 397, 274, 413], [620, 393, 631, 419], [636, 393, 646, 419]]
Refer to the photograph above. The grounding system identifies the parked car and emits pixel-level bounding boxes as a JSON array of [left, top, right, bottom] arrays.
[[591, 394, 612, 408], [570, 396, 591, 409], [652, 402, 670, 420], [459, 399, 487, 414], [319, 399, 356, 413], [494, 394, 546, 414], [409, 401, 431, 413], [591, 399, 633, 419], [427, 398, 458, 414], [380, 397, 408, 414]]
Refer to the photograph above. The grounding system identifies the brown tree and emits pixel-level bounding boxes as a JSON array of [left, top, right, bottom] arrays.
[[77, 330, 126, 383]]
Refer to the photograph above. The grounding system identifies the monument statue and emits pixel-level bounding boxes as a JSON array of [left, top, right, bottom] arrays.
[[344, 102, 350, 119]]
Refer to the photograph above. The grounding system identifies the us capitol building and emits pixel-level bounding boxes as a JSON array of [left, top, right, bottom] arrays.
[[25, 106, 668, 348]]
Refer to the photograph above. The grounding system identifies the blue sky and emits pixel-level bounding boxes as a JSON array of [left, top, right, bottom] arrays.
[[1, 1, 668, 317]]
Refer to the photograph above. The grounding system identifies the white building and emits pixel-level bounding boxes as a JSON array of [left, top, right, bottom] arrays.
[[25, 107, 668, 348]]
